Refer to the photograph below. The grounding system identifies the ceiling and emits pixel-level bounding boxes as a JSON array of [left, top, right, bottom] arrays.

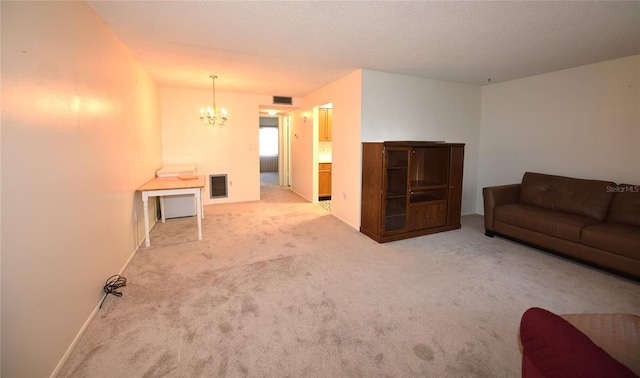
[[88, 1, 640, 98]]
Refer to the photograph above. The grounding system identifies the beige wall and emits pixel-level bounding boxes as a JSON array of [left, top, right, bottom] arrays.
[[1, 2, 162, 376], [298, 70, 363, 228], [289, 107, 315, 202], [160, 88, 292, 204], [477, 55, 640, 213]]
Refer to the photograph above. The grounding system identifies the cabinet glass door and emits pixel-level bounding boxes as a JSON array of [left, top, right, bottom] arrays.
[[383, 148, 409, 232]]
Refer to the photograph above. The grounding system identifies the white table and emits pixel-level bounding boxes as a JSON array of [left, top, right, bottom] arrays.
[[137, 176, 206, 247]]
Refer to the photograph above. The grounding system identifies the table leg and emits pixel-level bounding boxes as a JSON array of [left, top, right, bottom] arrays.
[[143, 193, 151, 247], [159, 196, 166, 223], [201, 188, 205, 219], [195, 191, 202, 240]]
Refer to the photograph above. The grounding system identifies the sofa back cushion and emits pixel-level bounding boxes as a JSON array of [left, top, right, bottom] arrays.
[[519, 172, 615, 221], [606, 184, 640, 226]]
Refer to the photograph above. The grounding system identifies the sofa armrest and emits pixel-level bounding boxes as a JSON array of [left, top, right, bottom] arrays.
[[520, 307, 636, 378], [483, 184, 520, 234]]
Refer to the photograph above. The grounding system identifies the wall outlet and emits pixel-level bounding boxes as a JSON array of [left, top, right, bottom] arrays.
[[342, 192, 347, 199]]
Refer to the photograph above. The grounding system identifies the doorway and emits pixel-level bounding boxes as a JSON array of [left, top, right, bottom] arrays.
[[317, 103, 333, 211], [259, 116, 279, 187]]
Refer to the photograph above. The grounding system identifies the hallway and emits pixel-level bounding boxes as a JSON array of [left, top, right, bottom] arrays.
[[260, 172, 279, 187]]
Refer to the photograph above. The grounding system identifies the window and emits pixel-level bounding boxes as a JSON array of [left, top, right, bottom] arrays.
[[259, 127, 278, 156]]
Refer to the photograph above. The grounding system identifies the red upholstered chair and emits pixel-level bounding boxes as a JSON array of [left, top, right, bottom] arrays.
[[519, 307, 639, 378]]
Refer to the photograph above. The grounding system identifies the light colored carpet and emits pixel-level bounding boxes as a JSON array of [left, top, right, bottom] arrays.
[[58, 185, 640, 377]]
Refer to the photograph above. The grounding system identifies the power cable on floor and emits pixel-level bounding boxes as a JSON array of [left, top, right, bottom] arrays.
[[99, 274, 127, 309]]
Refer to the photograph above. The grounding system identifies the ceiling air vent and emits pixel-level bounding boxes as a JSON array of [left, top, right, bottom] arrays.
[[273, 96, 292, 105]]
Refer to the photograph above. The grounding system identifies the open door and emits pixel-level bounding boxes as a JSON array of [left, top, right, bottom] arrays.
[[280, 115, 291, 187]]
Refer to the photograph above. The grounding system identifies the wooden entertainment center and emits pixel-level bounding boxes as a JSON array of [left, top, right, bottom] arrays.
[[360, 141, 465, 243]]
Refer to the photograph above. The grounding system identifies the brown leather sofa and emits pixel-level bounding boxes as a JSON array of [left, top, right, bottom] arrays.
[[483, 172, 640, 280]]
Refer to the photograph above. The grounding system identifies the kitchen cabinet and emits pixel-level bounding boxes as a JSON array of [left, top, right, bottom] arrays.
[[319, 163, 332, 199], [360, 141, 464, 243], [318, 108, 332, 141]]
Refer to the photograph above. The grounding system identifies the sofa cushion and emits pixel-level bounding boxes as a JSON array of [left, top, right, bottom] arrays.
[[581, 223, 640, 260], [519, 172, 615, 221], [494, 203, 600, 243], [606, 184, 640, 227]]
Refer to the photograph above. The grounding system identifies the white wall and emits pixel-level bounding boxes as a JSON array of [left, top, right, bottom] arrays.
[[161, 88, 281, 204], [361, 70, 482, 217], [477, 55, 640, 213], [1, 2, 162, 376]]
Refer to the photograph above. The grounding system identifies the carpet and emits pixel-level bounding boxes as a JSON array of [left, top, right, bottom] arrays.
[[58, 185, 640, 377]]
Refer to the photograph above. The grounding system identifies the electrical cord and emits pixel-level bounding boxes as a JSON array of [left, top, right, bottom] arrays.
[[100, 274, 127, 309]]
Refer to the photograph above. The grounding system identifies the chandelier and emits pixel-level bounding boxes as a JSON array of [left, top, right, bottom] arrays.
[[199, 75, 228, 126]]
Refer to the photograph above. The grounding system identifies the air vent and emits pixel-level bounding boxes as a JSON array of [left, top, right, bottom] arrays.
[[210, 174, 228, 198], [273, 96, 292, 105]]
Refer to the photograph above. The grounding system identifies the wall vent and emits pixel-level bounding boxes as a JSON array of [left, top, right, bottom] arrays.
[[273, 96, 292, 105], [210, 174, 228, 198]]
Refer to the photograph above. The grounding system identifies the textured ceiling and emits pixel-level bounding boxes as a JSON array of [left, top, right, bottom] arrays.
[[88, 1, 640, 97]]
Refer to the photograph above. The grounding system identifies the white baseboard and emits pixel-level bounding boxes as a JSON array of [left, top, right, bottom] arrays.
[[49, 239, 144, 378]]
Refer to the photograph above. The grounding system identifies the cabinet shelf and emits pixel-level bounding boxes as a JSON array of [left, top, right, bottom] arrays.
[[410, 194, 446, 203], [386, 191, 406, 199], [410, 187, 447, 203], [411, 180, 447, 189]]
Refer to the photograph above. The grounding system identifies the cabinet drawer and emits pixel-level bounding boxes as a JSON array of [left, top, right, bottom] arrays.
[[409, 203, 446, 230], [319, 163, 332, 171]]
